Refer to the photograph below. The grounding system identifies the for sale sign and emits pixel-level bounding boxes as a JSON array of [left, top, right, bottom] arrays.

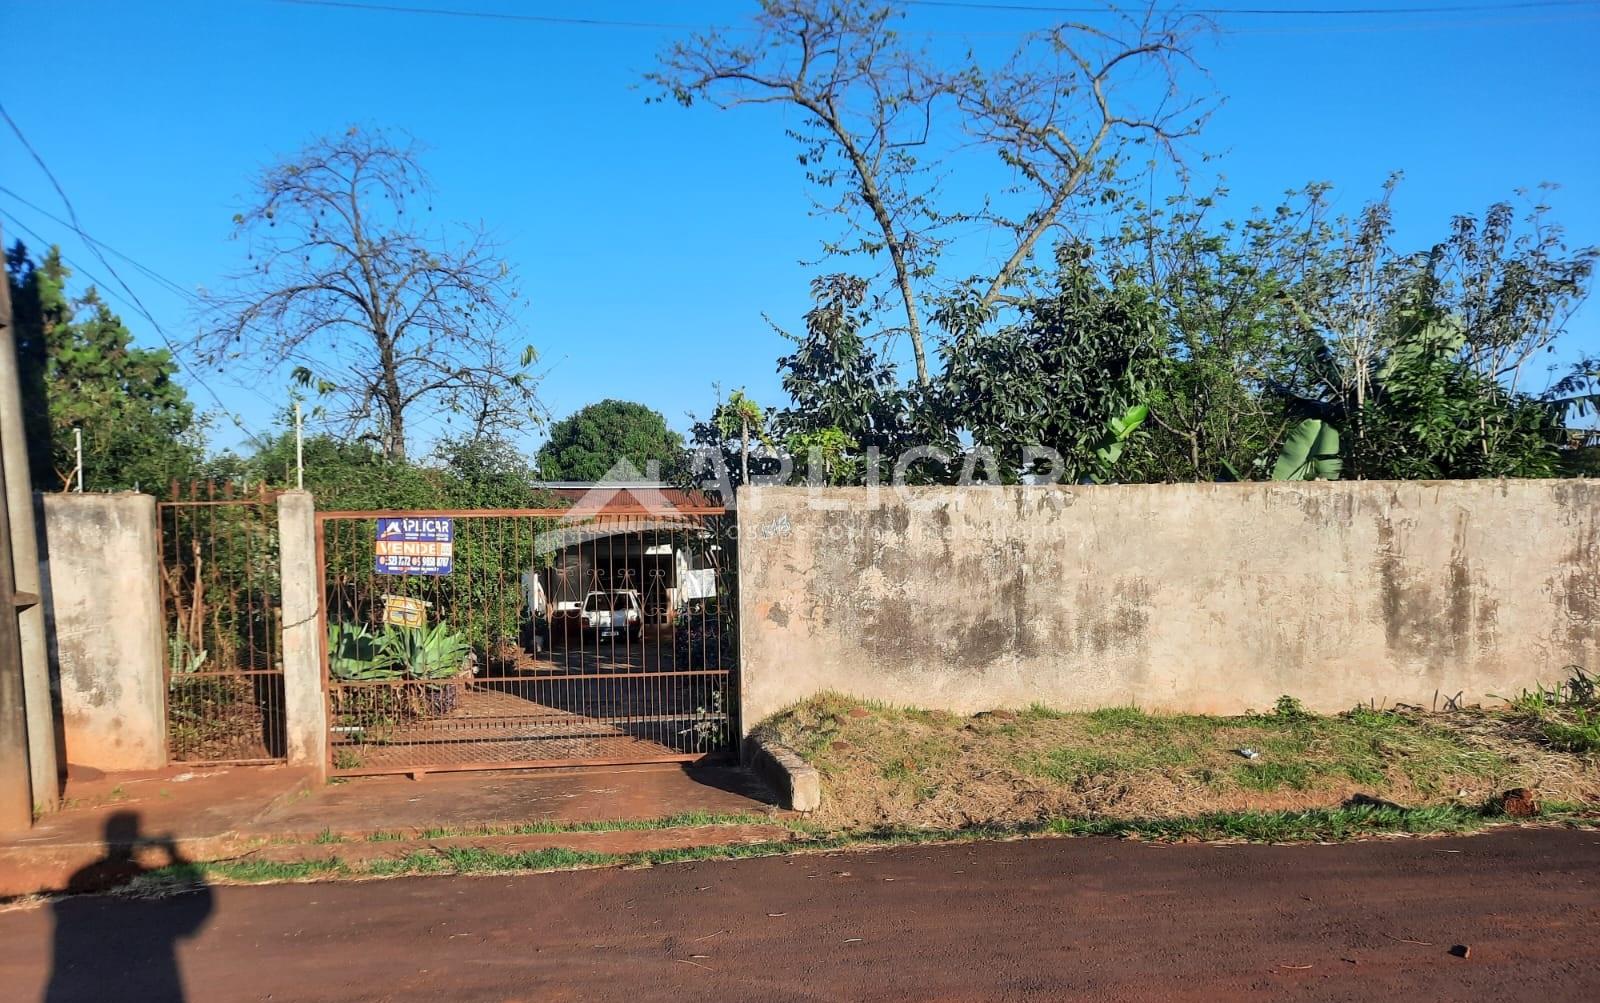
[[374, 517, 454, 576]]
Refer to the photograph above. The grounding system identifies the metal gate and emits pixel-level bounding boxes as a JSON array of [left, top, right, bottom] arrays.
[[317, 504, 737, 776], [159, 482, 287, 764]]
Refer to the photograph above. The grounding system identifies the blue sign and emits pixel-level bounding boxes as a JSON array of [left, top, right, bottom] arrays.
[[374, 516, 454, 576]]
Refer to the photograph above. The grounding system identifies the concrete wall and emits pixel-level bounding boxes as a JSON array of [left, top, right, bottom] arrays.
[[38, 493, 166, 770], [738, 481, 1600, 726]]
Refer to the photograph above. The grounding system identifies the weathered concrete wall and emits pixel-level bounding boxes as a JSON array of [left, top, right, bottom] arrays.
[[738, 481, 1600, 726], [38, 494, 166, 770]]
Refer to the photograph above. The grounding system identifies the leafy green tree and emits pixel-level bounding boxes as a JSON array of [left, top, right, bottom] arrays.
[[1104, 185, 1319, 481], [535, 399, 685, 482], [773, 274, 917, 483], [6, 241, 200, 492], [1273, 188, 1594, 480], [938, 248, 1163, 483], [713, 390, 772, 487]]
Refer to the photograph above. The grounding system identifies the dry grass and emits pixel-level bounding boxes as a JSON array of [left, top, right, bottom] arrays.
[[756, 693, 1600, 830]]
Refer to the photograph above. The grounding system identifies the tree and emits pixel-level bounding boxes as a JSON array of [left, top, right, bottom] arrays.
[[1273, 183, 1595, 480], [653, 1, 1209, 383], [1103, 184, 1318, 481], [938, 247, 1163, 483], [713, 390, 771, 487], [535, 399, 686, 482], [773, 274, 915, 472], [197, 127, 539, 461], [6, 241, 200, 491]]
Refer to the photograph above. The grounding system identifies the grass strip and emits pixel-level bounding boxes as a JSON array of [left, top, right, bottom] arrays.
[[359, 811, 776, 843], [123, 802, 1599, 894]]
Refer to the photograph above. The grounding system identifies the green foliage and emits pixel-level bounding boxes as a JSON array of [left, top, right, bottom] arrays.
[[388, 622, 473, 680], [773, 274, 916, 479], [1105, 184, 1313, 482], [6, 241, 201, 491], [1273, 695, 1311, 720], [1271, 419, 1342, 481], [535, 399, 685, 481], [167, 635, 208, 675], [785, 426, 860, 485], [1502, 668, 1600, 754], [1088, 404, 1150, 484], [326, 620, 471, 682], [1355, 320, 1560, 479], [1542, 710, 1600, 754], [939, 252, 1163, 483], [327, 622, 389, 681]]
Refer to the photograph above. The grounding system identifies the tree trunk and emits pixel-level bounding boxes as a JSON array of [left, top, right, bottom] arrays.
[[740, 420, 750, 485]]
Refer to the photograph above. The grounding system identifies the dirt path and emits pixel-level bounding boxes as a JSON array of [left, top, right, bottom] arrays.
[[2, 828, 1597, 1002]]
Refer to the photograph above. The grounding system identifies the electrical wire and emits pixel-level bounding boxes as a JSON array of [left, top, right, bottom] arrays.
[[0, 103, 275, 447], [0, 185, 199, 303], [898, 0, 1597, 15]]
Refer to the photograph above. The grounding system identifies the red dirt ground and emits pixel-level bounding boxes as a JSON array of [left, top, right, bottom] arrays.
[[1, 827, 1597, 1001]]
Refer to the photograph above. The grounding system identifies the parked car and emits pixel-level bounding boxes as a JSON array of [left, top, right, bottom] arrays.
[[576, 588, 643, 643]]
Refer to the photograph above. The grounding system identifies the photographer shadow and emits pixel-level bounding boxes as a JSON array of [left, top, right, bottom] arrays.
[[45, 811, 213, 1003]]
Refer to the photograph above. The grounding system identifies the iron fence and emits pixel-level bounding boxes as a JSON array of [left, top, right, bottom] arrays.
[[317, 506, 738, 775], [159, 481, 286, 764]]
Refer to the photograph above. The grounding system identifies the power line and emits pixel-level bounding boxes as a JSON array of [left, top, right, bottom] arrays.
[[269, 0, 1600, 38], [276, 0, 1600, 23], [273, 0, 702, 29], [0, 102, 275, 447], [0, 208, 280, 439], [899, 0, 1596, 13], [0, 185, 199, 303]]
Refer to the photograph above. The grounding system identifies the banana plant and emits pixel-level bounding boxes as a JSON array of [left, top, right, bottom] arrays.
[[1087, 404, 1149, 483], [1272, 419, 1342, 481]]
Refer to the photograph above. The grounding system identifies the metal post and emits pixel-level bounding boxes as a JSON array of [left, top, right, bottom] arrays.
[[73, 428, 82, 492], [0, 221, 52, 819], [294, 402, 304, 490]]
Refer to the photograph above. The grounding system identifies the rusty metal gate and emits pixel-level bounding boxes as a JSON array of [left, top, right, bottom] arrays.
[[159, 482, 287, 764], [316, 504, 737, 776]]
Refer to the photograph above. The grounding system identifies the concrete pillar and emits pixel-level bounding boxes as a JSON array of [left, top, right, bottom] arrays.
[[277, 491, 326, 781], [0, 224, 57, 814], [40, 494, 167, 771]]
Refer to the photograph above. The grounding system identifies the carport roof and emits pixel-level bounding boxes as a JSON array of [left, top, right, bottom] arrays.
[[534, 482, 720, 516]]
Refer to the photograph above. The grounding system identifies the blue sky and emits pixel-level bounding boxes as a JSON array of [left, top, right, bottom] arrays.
[[3, 0, 1597, 458]]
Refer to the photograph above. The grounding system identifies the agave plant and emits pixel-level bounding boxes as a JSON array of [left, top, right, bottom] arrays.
[[327, 622, 401, 681], [383, 622, 472, 680]]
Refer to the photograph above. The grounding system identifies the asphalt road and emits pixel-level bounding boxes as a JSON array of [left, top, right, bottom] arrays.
[[1, 827, 1597, 1002]]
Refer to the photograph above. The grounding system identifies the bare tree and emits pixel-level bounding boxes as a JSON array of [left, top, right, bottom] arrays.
[[955, 8, 1211, 313], [652, 1, 1211, 383], [654, 1, 945, 384], [198, 127, 539, 460]]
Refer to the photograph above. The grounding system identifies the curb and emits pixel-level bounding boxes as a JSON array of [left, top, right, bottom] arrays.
[[742, 736, 821, 813]]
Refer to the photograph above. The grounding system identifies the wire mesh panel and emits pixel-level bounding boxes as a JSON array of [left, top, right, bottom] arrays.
[[159, 482, 286, 764], [318, 506, 737, 775]]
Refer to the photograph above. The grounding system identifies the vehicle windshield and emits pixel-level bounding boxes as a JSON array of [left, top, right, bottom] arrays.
[[583, 592, 634, 612]]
